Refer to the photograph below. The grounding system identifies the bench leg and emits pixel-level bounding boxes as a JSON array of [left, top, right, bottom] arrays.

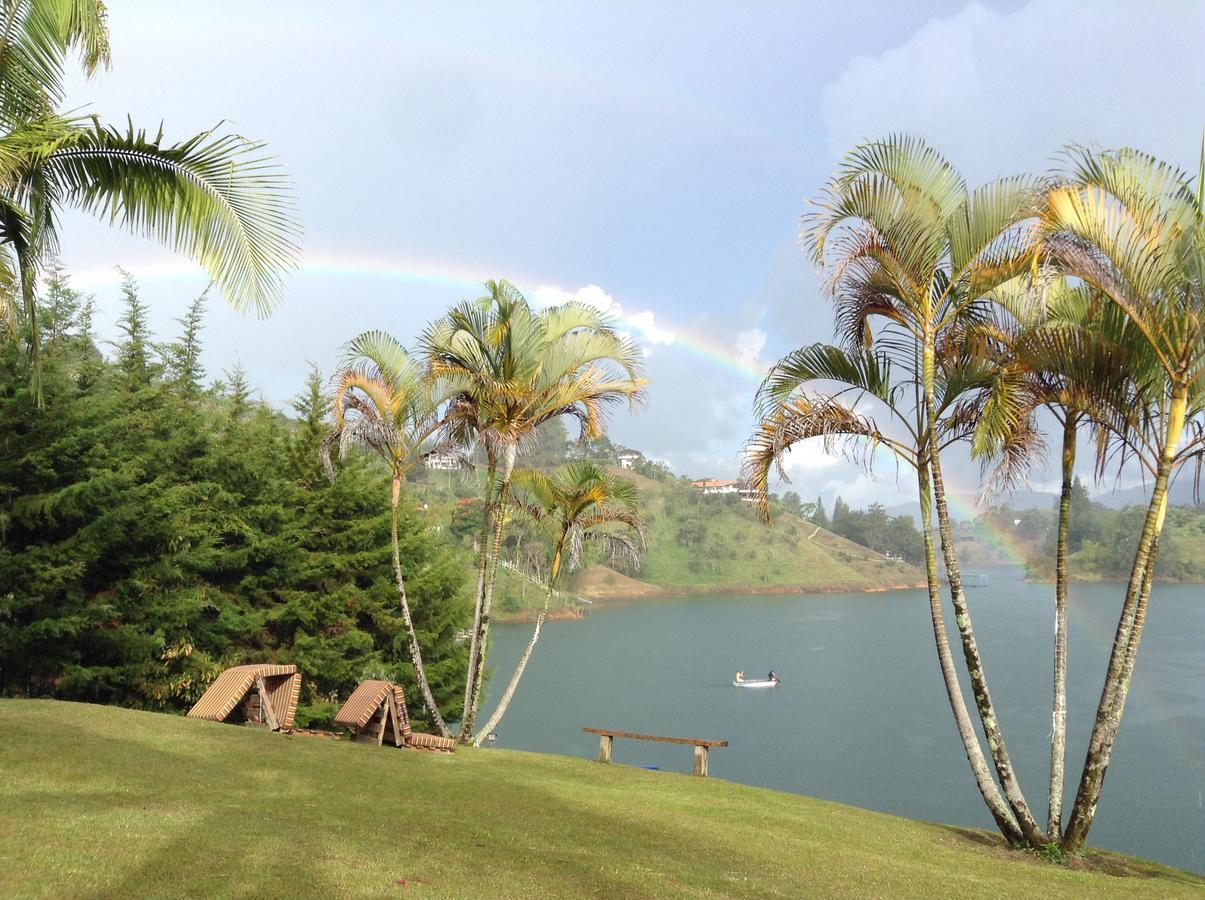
[[598, 734, 613, 764], [693, 745, 709, 777]]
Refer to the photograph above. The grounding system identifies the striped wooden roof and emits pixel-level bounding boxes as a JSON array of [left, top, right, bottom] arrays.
[[187, 664, 301, 730], [334, 680, 394, 730], [332, 680, 456, 752], [391, 684, 412, 738], [406, 731, 456, 752]]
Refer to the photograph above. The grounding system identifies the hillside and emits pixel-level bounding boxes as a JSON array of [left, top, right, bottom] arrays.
[[404, 467, 926, 617], [2, 701, 1201, 898], [565, 470, 926, 600]]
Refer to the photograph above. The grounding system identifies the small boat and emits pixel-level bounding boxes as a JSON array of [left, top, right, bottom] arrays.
[[732, 678, 780, 688]]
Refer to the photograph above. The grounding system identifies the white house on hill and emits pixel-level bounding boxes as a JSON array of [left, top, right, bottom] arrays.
[[424, 451, 461, 471], [617, 450, 642, 469], [690, 478, 740, 495]]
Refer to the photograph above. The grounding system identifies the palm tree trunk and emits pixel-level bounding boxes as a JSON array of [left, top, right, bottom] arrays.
[[473, 545, 566, 746], [390, 478, 450, 737], [1048, 414, 1076, 839], [918, 449, 1024, 845], [460, 442, 517, 743], [1062, 383, 1187, 852], [461, 461, 496, 739], [923, 343, 1044, 845]]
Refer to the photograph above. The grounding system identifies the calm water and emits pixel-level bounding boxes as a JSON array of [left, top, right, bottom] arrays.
[[482, 567, 1205, 874]]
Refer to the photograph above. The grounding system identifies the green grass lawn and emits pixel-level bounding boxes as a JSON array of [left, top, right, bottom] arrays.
[[2, 700, 1200, 898]]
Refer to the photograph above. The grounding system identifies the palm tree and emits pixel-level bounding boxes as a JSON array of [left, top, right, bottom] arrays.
[[420, 280, 646, 743], [1036, 143, 1205, 851], [0, 1, 300, 398], [473, 462, 645, 745], [322, 330, 458, 737], [801, 136, 1048, 845], [745, 341, 1033, 844], [970, 277, 1152, 839]]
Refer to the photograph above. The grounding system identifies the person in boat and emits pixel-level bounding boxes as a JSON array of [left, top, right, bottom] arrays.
[[767, 670, 779, 683], [735, 671, 745, 683]]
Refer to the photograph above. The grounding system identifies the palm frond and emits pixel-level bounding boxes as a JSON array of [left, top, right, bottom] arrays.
[[31, 117, 300, 315]]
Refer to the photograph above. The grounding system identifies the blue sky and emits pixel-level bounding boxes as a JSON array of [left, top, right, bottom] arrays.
[[55, 1, 1204, 507]]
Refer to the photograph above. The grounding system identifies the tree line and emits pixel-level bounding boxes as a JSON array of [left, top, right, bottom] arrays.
[[972, 480, 1205, 582], [781, 492, 924, 564], [0, 272, 469, 728]]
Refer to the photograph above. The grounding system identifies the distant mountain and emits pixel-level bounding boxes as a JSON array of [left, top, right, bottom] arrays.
[[885, 480, 1203, 525], [1092, 477, 1202, 510], [884, 489, 1055, 526]]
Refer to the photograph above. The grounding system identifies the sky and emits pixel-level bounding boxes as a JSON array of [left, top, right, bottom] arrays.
[[54, 0, 1205, 510]]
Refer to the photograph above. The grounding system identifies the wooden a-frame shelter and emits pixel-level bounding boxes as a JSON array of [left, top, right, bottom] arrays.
[[334, 680, 455, 751], [187, 663, 302, 732]]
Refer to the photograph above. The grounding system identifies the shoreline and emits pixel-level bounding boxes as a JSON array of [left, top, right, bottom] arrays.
[[495, 577, 929, 623], [1024, 574, 1205, 585]]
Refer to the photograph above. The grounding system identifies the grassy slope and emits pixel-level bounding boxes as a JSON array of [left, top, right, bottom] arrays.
[[568, 471, 924, 598], [405, 471, 924, 617], [3, 702, 1200, 898]]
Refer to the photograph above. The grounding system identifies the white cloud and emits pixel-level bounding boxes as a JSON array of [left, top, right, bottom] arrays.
[[779, 441, 842, 473], [734, 327, 767, 369], [821, 0, 1205, 181], [532, 283, 675, 351]]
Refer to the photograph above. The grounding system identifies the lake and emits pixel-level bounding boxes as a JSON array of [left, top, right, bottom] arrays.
[[482, 567, 1205, 874]]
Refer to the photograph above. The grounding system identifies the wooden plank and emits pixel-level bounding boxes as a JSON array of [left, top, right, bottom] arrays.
[[255, 676, 280, 731], [693, 745, 709, 777], [597, 734, 613, 764], [388, 698, 404, 747], [375, 702, 390, 746], [583, 727, 727, 748]]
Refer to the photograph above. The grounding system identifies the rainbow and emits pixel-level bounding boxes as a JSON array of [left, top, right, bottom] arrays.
[[65, 251, 770, 384], [943, 489, 1035, 567], [58, 251, 1071, 566]]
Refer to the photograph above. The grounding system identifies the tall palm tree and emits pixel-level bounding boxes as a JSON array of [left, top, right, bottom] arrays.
[[745, 341, 1033, 844], [321, 330, 457, 738], [1037, 143, 1205, 851], [0, 1, 300, 398], [970, 277, 1152, 839], [473, 462, 645, 745], [801, 136, 1048, 845], [420, 280, 646, 742]]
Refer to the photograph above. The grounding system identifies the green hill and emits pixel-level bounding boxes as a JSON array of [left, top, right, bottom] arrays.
[[564, 471, 925, 600], [1, 701, 1199, 897], [405, 468, 925, 619]]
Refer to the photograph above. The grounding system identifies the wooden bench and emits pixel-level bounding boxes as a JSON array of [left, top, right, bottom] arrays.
[[583, 727, 728, 777]]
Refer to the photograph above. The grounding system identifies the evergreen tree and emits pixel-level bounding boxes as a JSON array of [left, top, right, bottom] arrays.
[[224, 362, 252, 419], [164, 289, 209, 398], [811, 495, 829, 528], [114, 272, 158, 385], [830, 496, 850, 532], [38, 263, 81, 345]]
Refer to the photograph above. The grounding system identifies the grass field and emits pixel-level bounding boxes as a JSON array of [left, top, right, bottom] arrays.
[[2, 701, 1201, 898]]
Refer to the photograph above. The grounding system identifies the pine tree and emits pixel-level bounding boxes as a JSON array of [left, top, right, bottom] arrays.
[[114, 272, 157, 385], [224, 362, 252, 420], [164, 289, 209, 398], [812, 495, 830, 528], [39, 262, 81, 345]]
